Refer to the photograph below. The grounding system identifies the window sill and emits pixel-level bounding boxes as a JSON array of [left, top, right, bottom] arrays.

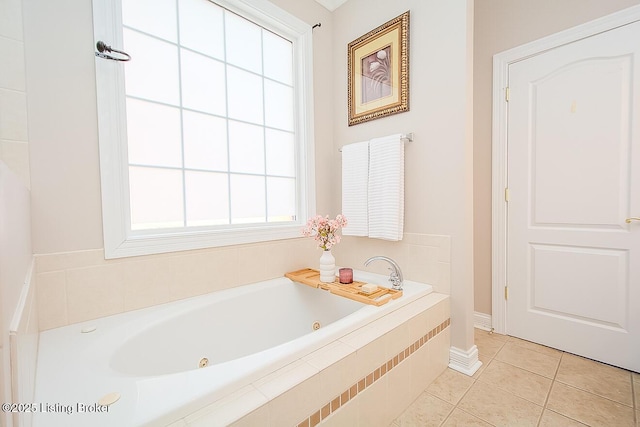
[[104, 224, 304, 259]]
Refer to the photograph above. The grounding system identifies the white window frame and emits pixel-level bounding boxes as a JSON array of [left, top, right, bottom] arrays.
[[92, 0, 315, 259]]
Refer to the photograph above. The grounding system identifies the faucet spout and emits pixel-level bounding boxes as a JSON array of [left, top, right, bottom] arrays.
[[364, 256, 403, 290]]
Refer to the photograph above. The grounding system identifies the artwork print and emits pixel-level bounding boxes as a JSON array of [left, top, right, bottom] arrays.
[[348, 12, 409, 126], [361, 46, 392, 104]]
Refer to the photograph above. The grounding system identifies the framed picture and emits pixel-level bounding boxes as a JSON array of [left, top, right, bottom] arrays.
[[348, 11, 409, 126]]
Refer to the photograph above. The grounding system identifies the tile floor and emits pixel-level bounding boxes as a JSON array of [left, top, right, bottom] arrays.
[[391, 329, 639, 426]]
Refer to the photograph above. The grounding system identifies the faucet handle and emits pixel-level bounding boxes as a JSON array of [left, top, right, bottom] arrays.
[[388, 271, 401, 290], [364, 256, 403, 290]]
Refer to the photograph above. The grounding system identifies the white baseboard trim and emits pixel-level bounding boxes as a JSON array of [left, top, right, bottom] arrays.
[[474, 311, 492, 331], [449, 345, 482, 376]]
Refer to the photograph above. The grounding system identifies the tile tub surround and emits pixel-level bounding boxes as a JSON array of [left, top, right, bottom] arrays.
[[35, 239, 319, 330], [295, 318, 451, 427], [170, 294, 450, 426], [0, 0, 30, 189], [35, 232, 450, 331], [392, 329, 639, 426], [335, 233, 451, 294]]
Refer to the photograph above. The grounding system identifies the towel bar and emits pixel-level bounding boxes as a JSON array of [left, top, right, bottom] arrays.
[[339, 133, 413, 152]]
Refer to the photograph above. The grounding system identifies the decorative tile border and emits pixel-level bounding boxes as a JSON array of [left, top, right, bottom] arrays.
[[296, 318, 451, 427]]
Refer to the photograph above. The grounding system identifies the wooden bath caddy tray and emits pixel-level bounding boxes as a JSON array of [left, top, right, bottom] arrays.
[[284, 268, 402, 306]]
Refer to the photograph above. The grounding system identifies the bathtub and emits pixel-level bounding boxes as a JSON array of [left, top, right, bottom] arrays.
[[33, 270, 435, 427]]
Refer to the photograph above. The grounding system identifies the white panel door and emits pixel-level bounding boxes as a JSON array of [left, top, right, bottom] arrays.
[[507, 21, 640, 372]]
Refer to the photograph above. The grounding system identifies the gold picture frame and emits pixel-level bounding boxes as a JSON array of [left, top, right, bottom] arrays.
[[348, 11, 409, 126]]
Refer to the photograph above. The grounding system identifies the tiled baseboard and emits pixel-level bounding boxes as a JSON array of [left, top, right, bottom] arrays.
[[296, 318, 451, 427]]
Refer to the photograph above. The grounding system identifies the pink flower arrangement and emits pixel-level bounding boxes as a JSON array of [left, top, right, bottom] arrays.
[[302, 214, 348, 251]]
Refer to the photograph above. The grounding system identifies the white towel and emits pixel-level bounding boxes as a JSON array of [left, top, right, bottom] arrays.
[[341, 141, 369, 236], [368, 134, 404, 241]]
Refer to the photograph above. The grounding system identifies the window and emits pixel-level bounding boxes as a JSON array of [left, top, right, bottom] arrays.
[[93, 0, 315, 258]]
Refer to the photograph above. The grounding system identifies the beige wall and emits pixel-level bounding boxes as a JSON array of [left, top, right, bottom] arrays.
[[472, 0, 640, 315], [331, 0, 475, 351]]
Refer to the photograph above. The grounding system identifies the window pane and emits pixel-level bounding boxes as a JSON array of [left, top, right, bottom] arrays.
[[129, 167, 184, 230], [265, 129, 295, 177], [228, 121, 264, 174], [263, 30, 292, 85], [267, 177, 296, 222], [264, 80, 293, 131], [181, 49, 226, 116], [185, 171, 229, 226], [227, 66, 263, 124], [122, 0, 177, 43], [123, 29, 180, 105], [179, 0, 224, 60], [230, 174, 265, 224], [183, 111, 227, 171], [96, 0, 312, 258], [225, 12, 262, 74], [126, 98, 182, 168]]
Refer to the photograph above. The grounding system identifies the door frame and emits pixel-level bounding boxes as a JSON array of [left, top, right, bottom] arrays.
[[491, 4, 640, 335]]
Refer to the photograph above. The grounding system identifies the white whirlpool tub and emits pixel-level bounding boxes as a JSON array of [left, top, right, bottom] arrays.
[[33, 270, 438, 427]]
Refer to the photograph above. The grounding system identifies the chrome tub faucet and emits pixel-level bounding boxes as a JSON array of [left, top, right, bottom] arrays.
[[364, 256, 403, 290]]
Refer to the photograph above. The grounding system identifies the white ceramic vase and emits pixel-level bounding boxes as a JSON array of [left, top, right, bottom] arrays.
[[319, 249, 336, 283]]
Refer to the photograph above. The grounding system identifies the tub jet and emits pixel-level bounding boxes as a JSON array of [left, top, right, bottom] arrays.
[[98, 392, 120, 406], [198, 357, 209, 368]]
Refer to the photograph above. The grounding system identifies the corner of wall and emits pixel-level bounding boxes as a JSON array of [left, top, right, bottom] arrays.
[[9, 258, 38, 427], [0, 159, 33, 427]]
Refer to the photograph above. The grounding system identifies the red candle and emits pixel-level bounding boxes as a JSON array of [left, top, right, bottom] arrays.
[[339, 268, 353, 284]]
